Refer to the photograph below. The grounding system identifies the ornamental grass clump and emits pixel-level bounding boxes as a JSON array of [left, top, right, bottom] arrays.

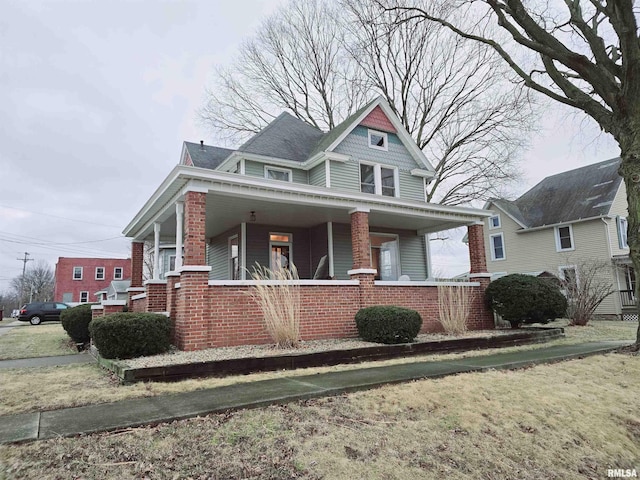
[[437, 284, 474, 335], [248, 264, 301, 348]]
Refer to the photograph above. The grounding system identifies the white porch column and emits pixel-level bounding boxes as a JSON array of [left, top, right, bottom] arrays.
[[327, 221, 335, 278], [153, 222, 161, 279], [175, 201, 184, 270], [240, 222, 247, 280]]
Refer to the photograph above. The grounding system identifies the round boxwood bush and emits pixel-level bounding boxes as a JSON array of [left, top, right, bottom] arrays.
[[485, 273, 567, 328], [355, 306, 422, 344], [89, 313, 171, 359], [60, 303, 94, 343]]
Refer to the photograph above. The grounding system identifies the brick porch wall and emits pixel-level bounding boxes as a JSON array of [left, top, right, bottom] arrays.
[[131, 296, 147, 313], [173, 282, 492, 351]]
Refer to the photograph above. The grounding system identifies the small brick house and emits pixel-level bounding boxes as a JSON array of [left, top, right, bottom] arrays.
[[54, 257, 131, 304], [96, 97, 495, 350]]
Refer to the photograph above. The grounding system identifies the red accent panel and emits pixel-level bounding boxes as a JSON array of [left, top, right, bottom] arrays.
[[359, 106, 396, 133]]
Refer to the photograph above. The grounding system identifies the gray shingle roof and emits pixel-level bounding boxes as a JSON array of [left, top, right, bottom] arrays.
[[184, 142, 235, 169], [238, 112, 325, 162], [494, 158, 622, 228]]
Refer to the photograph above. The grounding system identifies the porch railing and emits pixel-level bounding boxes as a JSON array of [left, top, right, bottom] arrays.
[[619, 290, 637, 307]]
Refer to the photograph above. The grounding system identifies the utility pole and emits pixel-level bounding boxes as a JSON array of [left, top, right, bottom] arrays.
[[17, 252, 33, 305]]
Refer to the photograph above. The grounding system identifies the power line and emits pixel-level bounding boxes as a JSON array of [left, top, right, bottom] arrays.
[[0, 204, 123, 229]]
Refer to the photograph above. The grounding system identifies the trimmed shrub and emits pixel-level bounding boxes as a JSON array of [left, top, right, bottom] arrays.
[[485, 274, 567, 328], [60, 303, 94, 343], [355, 306, 422, 344], [89, 313, 171, 359]]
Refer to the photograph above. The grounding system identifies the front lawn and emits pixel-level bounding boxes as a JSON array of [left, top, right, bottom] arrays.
[[0, 324, 75, 360], [1, 352, 638, 479]]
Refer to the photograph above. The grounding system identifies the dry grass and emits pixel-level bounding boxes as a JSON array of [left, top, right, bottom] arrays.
[[248, 265, 301, 348], [0, 320, 636, 417], [0, 324, 74, 360], [1, 354, 639, 479], [437, 284, 474, 335]]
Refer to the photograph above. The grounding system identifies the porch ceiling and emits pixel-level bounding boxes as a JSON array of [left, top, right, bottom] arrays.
[[126, 166, 490, 241]]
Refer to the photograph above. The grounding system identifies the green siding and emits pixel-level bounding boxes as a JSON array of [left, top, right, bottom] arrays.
[[332, 223, 353, 280], [208, 226, 240, 279], [398, 171, 425, 202], [334, 126, 421, 171], [397, 231, 428, 280], [244, 160, 308, 184], [309, 163, 326, 187], [331, 224, 428, 280], [310, 224, 328, 277], [330, 161, 360, 193]]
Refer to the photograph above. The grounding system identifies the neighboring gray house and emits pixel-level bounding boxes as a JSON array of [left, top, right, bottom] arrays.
[[95, 280, 131, 302], [483, 158, 633, 319], [132, 96, 490, 283]]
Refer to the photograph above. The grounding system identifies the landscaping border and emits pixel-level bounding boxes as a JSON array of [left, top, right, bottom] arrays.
[[94, 328, 564, 384]]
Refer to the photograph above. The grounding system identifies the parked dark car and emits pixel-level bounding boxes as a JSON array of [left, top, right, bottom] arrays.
[[17, 302, 69, 325]]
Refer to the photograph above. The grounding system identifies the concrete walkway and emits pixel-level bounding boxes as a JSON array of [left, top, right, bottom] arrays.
[[0, 340, 629, 444], [0, 354, 93, 370]]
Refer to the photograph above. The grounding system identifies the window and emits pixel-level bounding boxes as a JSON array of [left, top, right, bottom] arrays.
[[370, 234, 400, 280], [95, 267, 105, 280], [559, 266, 578, 297], [229, 235, 239, 280], [79, 291, 89, 303], [114, 267, 123, 280], [264, 166, 292, 182], [73, 267, 83, 280], [380, 167, 395, 197], [490, 233, 506, 261], [555, 225, 574, 251], [359, 162, 397, 197], [360, 164, 376, 194], [489, 215, 501, 229], [368, 129, 388, 151], [62, 293, 72, 303], [617, 216, 629, 249], [269, 233, 292, 271]]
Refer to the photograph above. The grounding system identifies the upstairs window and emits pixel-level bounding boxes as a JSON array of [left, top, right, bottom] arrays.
[[114, 267, 123, 280], [617, 216, 629, 249], [489, 215, 501, 229], [368, 129, 388, 151], [555, 225, 574, 251], [490, 233, 506, 261], [360, 163, 397, 197], [265, 166, 292, 182], [73, 267, 83, 280], [95, 267, 105, 280]]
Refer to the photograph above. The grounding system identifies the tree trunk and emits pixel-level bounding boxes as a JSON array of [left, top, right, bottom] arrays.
[[619, 146, 640, 348]]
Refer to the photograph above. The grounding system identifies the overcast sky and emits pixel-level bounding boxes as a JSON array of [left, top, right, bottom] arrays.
[[0, 0, 620, 292]]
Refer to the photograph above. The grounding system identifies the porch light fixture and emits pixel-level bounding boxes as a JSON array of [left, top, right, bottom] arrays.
[[250, 211, 256, 222]]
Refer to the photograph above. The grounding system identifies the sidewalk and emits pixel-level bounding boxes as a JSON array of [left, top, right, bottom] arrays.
[[0, 354, 93, 370], [0, 340, 629, 445]]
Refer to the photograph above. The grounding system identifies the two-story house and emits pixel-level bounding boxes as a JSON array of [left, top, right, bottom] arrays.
[[116, 97, 496, 350], [483, 158, 633, 319], [53, 257, 131, 304]]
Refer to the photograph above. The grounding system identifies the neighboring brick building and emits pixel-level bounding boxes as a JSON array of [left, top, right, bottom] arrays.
[[53, 258, 131, 303]]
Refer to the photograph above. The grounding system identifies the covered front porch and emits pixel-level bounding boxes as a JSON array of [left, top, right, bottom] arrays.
[[118, 168, 495, 350]]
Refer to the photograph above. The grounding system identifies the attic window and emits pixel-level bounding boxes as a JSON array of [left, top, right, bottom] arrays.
[[265, 166, 292, 182], [489, 215, 501, 229], [368, 129, 388, 151]]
